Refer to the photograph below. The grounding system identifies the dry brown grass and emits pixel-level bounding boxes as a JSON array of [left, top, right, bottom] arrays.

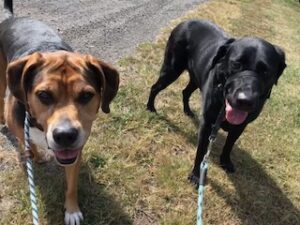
[[0, 0, 300, 224]]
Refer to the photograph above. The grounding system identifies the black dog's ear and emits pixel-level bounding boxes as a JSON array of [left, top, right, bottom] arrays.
[[7, 52, 44, 104], [210, 38, 235, 70], [85, 55, 120, 113], [273, 45, 286, 85]]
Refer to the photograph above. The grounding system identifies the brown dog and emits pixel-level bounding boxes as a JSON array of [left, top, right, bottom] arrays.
[[0, 1, 119, 224]]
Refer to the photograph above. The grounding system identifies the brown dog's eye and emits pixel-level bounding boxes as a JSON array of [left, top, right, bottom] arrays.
[[36, 91, 54, 105], [77, 91, 94, 104]]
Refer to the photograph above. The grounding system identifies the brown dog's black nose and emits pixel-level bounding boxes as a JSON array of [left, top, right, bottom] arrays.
[[53, 127, 78, 147]]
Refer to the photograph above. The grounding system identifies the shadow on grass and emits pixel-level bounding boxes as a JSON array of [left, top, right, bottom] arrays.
[[211, 134, 300, 225], [158, 113, 300, 225], [34, 162, 132, 225], [155, 112, 200, 145]]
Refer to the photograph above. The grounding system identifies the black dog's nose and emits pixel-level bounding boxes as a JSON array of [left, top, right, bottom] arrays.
[[236, 92, 255, 110], [53, 127, 78, 147]]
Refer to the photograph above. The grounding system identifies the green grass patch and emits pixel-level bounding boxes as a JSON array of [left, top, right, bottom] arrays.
[[1, 0, 300, 224]]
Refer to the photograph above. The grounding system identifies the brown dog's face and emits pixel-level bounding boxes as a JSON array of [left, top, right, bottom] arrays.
[[7, 51, 119, 165]]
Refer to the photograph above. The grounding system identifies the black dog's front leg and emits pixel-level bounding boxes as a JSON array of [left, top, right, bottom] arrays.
[[220, 125, 247, 173], [188, 121, 212, 185]]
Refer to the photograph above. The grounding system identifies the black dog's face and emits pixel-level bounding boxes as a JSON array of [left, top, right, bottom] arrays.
[[220, 37, 286, 125]]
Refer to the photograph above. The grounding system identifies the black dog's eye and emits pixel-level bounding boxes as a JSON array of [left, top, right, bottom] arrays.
[[231, 61, 242, 70], [77, 91, 95, 104], [256, 62, 269, 78], [36, 91, 55, 105], [262, 70, 269, 77]]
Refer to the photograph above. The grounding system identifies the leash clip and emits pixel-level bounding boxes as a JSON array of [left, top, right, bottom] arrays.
[[208, 133, 216, 143]]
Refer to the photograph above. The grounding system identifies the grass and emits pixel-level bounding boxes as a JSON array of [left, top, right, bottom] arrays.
[[1, 0, 300, 224]]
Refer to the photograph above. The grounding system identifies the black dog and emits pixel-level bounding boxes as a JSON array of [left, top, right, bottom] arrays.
[[147, 20, 286, 183]]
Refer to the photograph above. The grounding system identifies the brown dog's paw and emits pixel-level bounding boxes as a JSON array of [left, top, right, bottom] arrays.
[[64, 210, 83, 225], [64, 196, 83, 225]]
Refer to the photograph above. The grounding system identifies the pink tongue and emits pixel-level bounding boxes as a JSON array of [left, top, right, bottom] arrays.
[[54, 149, 80, 160], [225, 100, 248, 125]]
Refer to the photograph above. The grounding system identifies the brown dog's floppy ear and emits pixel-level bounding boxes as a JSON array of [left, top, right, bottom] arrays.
[[99, 61, 120, 113], [85, 56, 119, 113], [273, 45, 286, 85], [7, 52, 44, 103]]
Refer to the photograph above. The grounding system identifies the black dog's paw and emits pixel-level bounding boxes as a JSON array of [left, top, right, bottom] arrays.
[[146, 104, 157, 113], [188, 171, 199, 186], [184, 109, 196, 118], [220, 156, 235, 173]]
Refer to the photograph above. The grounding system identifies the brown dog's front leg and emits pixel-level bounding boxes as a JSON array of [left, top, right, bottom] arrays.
[[64, 155, 83, 225]]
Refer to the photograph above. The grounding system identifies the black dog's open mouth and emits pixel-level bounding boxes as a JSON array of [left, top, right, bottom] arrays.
[[225, 99, 248, 125], [54, 148, 81, 165]]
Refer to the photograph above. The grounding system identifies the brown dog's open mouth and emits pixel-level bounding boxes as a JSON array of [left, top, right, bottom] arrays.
[[54, 148, 81, 165], [225, 99, 248, 125]]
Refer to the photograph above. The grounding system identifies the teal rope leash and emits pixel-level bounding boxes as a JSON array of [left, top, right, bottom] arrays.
[[196, 137, 214, 225], [24, 111, 39, 225], [196, 104, 225, 225], [197, 161, 208, 225]]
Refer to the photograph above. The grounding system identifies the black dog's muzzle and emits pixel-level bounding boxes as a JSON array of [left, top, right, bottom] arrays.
[[225, 70, 272, 99], [223, 70, 267, 111], [224, 70, 259, 88]]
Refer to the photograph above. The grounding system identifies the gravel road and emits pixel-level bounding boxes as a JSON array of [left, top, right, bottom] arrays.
[[11, 0, 208, 63]]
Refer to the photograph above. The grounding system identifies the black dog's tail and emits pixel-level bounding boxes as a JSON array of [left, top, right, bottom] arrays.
[[3, 0, 13, 19]]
